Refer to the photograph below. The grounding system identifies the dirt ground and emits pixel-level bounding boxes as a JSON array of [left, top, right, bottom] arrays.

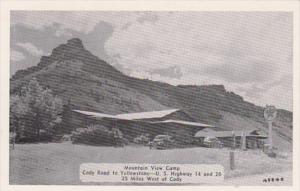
[[9, 142, 292, 185]]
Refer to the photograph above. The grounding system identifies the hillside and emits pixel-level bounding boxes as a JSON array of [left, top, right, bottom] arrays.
[[10, 38, 293, 150]]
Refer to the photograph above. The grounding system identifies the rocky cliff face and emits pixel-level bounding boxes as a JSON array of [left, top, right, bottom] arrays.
[[10, 38, 293, 150]]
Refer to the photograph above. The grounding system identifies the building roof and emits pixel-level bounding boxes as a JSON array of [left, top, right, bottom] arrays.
[[194, 130, 267, 138], [116, 109, 179, 120], [73, 109, 179, 120], [73, 109, 216, 128], [73, 110, 118, 119], [150, 119, 214, 127], [73, 109, 218, 128]]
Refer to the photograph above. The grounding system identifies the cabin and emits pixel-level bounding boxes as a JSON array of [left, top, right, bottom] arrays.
[[194, 129, 268, 149]]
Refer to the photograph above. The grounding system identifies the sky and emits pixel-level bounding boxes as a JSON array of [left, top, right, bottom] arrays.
[[10, 11, 293, 111]]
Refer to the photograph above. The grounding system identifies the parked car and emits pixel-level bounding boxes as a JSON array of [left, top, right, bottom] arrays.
[[150, 135, 175, 150], [133, 134, 150, 145], [203, 136, 223, 148]]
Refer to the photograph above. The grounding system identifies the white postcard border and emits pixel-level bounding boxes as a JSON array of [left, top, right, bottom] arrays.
[[0, 1, 299, 191]]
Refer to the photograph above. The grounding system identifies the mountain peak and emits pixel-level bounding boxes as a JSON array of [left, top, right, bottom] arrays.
[[66, 38, 84, 49], [48, 38, 86, 60]]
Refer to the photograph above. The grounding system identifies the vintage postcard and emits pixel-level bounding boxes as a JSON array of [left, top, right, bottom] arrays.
[[0, 1, 299, 191]]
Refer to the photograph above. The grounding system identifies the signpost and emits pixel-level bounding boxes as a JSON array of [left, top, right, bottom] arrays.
[[264, 105, 277, 157]]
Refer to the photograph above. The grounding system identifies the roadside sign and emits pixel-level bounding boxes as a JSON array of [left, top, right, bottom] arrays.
[[263, 105, 277, 155], [264, 105, 277, 121]]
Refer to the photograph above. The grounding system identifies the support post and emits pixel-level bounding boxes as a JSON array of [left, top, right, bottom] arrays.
[[241, 132, 247, 151], [231, 131, 236, 150], [12, 126, 16, 150], [230, 132, 236, 170], [268, 120, 273, 151], [230, 151, 235, 170], [12, 138, 15, 150]]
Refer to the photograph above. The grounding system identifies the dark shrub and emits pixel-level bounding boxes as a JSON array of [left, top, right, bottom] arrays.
[[71, 124, 126, 146]]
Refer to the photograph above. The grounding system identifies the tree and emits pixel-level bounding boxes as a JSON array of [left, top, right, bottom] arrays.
[[10, 78, 63, 141], [24, 77, 44, 139], [10, 95, 28, 143], [39, 88, 63, 136], [10, 95, 27, 130], [61, 99, 73, 134]]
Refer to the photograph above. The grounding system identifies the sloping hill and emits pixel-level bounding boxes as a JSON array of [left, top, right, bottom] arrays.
[[10, 38, 293, 150]]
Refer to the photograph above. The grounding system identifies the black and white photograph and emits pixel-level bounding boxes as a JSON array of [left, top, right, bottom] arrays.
[[0, 2, 298, 188]]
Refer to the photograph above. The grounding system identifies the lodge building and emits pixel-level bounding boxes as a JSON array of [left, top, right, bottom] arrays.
[[67, 108, 267, 149]]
